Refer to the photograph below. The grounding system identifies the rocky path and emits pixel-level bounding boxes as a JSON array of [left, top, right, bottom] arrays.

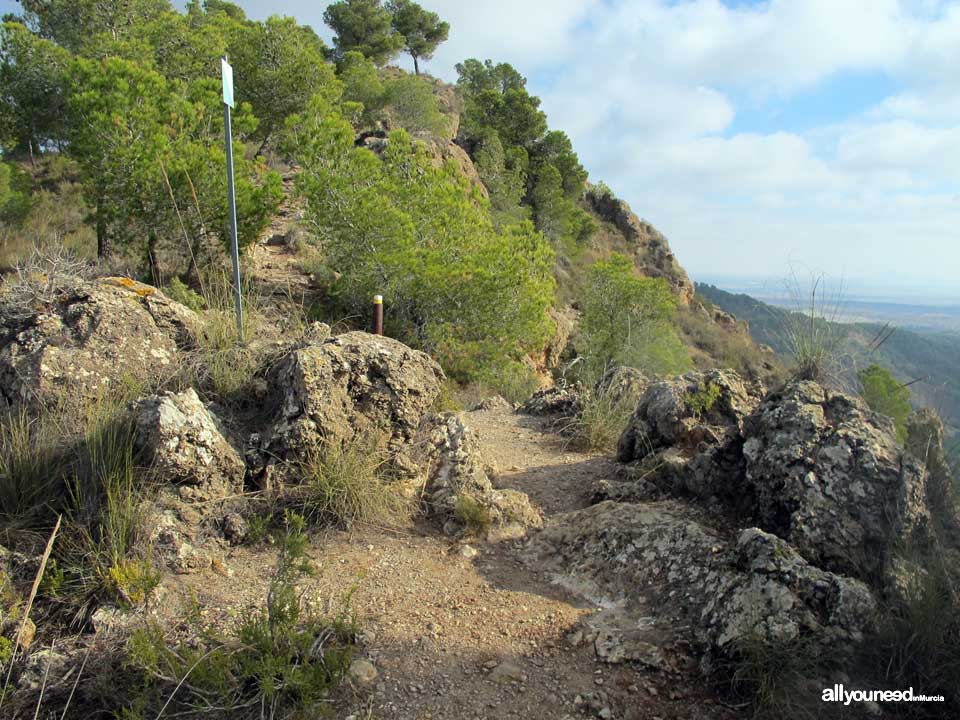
[[168, 406, 741, 720]]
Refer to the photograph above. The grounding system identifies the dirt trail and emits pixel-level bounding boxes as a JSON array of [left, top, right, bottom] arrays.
[[166, 407, 740, 720]]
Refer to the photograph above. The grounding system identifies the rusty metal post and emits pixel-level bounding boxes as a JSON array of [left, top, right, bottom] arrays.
[[373, 295, 383, 335]]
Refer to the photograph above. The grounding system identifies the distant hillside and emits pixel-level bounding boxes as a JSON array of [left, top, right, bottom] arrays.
[[696, 282, 960, 433]]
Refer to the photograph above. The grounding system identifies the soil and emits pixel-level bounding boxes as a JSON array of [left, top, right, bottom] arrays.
[[158, 407, 745, 720]]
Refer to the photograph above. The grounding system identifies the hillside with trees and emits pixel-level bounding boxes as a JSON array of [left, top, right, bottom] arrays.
[[0, 2, 957, 719]]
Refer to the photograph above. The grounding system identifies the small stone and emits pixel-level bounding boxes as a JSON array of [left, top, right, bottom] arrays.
[[348, 659, 378, 687], [489, 661, 525, 684], [460, 544, 479, 559]]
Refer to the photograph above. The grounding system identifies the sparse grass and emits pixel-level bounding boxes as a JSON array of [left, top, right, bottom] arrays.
[[857, 558, 960, 719], [728, 630, 833, 720], [0, 409, 65, 530], [453, 494, 492, 535], [562, 388, 634, 452], [125, 513, 357, 719], [782, 272, 847, 384], [292, 434, 409, 530]]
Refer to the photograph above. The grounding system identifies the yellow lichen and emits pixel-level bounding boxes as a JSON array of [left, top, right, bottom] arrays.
[[101, 277, 157, 298]]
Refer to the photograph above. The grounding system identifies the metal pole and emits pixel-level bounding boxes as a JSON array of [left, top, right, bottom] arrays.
[[373, 295, 384, 335], [223, 101, 244, 343]]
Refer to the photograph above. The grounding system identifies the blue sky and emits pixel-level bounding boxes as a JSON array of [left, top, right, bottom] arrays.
[[4, 0, 960, 291]]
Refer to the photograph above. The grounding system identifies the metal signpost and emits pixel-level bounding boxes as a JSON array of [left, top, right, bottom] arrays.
[[221, 57, 244, 342]]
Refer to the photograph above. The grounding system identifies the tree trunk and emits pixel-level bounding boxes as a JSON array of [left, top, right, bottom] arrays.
[[96, 201, 111, 260], [413, 55, 420, 75], [147, 231, 161, 287]]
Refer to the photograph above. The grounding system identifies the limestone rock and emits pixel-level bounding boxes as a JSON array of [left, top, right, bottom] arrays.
[[406, 413, 541, 536], [133, 388, 245, 497], [743, 381, 933, 580], [0, 276, 200, 413], [617, 369, 763, 500], [264, 331, 444, 462], [520, 386, 582, 418], [348, 658, 379, 687], [594, 366, 649, 406], [530, 500, 875, 669]]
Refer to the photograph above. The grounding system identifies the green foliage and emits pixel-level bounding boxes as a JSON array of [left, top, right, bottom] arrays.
[[0, 408, 64, 529], [66, 55, 281, 270], [324, 0, 404, 66], [164, 276, 206, 313], [382, 74, 448, 135], [473, 131, 528, 227], [455, 59, 547, 150], [455, 59, 593, 257], [386, 0, 449, 75], [293, 434, 408, 529], [127, 513, 357, 718], [18, 0, 172, 54], [337, 51, 385, 128], [685, 381, 722, 418], [290, 105, 556, 382], [858, 364, 912, 440], [578, 254, 691, 378], [0, 21, 72, 156], [454, 494, 492, 535], [230, 15, 338, 149]]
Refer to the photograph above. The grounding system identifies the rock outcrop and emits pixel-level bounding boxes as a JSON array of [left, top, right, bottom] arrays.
[[0, 277, 200, 412], [743, 381, 934, 581], [520, 386, 582, 419], [264, 331, 444, 463], [617, 370, 764, 500], [133, 388, 245, 498], [586, 189, 694, 305], [594, 365, 649, 405], [531, 500, 875, 670], [406, 413, 541, 537]]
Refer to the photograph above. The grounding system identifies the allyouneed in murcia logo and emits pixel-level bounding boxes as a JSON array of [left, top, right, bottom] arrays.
[[822, 685, 945, 705]]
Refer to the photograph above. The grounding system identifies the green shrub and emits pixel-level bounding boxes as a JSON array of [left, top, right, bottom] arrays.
[[382, 74, 449, 136], [164, 277, 206, 313], [577, 254, 691, 379], [685, 381, 722, 418], [127, 514, 357, 718], [858, 364, 911, 441], [293, 434, 408, 529], [289, 106, 556, 384], [454, 494, 491, 535]]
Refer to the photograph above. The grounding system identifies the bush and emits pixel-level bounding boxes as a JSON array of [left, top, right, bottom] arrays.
[[382, 74, 449, 136], [293, 434, 408, 529], [289, 106, 556, 384], [454, 494, 491, 535], [858, 364, 911, 441], [577, 254, 691, 380], [685, 380, 722, 418], [563, 388, 634, 452], [127, 514, 357, 718]]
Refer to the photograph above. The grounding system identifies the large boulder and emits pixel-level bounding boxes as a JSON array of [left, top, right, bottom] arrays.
[[0, 276, 199, 413], [264, 331, 444, 462], [617, 370, 764, 500], [405, 412, 541, 537], [133, 388, 245, 498], [594, 365, 649, 405], [530, 500, 875, 671], [742, 381, 933, 581]]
